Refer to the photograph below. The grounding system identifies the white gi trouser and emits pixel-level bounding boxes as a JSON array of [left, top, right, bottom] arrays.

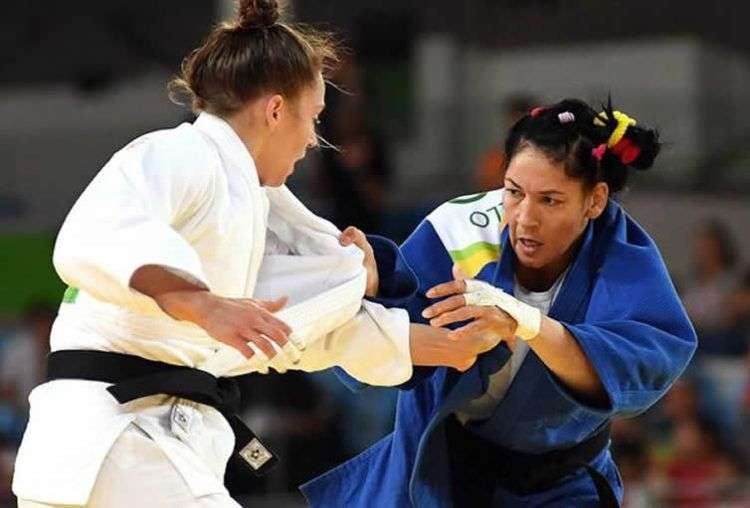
[[19, 423, 241, 508]]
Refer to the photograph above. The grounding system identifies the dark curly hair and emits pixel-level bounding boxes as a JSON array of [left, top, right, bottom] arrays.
[[504, 98, 661, 193]]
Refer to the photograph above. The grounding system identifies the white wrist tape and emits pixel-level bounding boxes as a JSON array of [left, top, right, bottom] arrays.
[[463, 279, 542, 341]]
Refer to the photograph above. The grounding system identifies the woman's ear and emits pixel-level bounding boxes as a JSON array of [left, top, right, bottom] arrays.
[[265, 94, 285, 128], [586, 182, 609, 219]]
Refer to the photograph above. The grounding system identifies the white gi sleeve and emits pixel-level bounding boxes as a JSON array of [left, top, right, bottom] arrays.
[[291, 302, 413, 386], [53, 134, 215, 312], [207, 253, 413, 385]]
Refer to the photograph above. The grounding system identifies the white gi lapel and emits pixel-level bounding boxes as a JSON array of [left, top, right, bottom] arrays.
[[193, 113, 271, 375], [261, 184, 367, 348], [193, 112, 268, 297], [191, 117, 411, 385], [256, 188, 413, 385], [199, 184, 368, 376]]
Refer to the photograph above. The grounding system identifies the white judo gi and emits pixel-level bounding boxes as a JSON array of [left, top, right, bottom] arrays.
[[13, 112, 412, 506]]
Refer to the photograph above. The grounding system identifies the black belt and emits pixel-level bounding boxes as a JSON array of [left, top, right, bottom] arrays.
[[46, 350, 278, 483], [445, 415, 618, 507]]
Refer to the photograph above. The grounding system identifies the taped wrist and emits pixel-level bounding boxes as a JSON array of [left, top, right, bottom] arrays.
[[463, 279, 541, 341]]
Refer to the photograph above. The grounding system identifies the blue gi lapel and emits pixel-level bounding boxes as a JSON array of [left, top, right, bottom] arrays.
[[468, 210, 601, 441], [548, 216, 597, 323], [410, 205, 613, 505], [435, 225, 516, 415]]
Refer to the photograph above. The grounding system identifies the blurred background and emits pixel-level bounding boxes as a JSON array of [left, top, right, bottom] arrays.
[[2, 1, 750, 506]]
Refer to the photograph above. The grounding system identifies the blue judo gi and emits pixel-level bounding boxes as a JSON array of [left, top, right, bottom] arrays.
[[302, 190, 697, 507]]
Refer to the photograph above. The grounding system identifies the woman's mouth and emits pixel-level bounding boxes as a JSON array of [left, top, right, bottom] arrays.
[[517, 237, 543, 257]]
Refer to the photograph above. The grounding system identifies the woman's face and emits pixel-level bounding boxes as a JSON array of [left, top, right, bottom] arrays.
[[503, 145, 607, 278], [257, 73, 325, 187]]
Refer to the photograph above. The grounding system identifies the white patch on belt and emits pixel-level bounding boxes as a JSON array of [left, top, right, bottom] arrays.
[[239, 438, 273, 470]]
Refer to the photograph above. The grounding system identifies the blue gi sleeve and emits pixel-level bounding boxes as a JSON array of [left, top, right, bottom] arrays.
[[364, 234, 419, 307], [335, 220, 457, 392], [557, 218, 697, 417]]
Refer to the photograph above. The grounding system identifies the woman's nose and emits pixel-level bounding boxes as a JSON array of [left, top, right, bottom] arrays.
[[516, 200, 540, 229]]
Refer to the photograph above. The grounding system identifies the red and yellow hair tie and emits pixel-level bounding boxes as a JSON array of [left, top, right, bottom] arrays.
[[593, 110, 641, 165], [594, 110, 636, 147]]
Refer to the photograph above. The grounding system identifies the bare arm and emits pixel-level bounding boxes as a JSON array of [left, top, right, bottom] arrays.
[[526, 316, 607, 405], [409, 323, 491, 372], [424, 278, 607, 403]]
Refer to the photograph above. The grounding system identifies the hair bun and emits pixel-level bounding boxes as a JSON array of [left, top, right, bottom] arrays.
[[593, 100, 661, 171], [237, 0, 280, 29], [622, 126, 660, 171]]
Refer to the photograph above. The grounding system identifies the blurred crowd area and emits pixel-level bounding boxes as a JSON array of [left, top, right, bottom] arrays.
[[3, 1, 750, 506]]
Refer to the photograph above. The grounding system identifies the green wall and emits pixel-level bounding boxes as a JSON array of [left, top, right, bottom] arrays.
[[0, 233, 65, 316]]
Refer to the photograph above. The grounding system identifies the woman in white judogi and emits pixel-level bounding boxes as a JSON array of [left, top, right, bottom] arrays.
[[12, 1, 489, 507]]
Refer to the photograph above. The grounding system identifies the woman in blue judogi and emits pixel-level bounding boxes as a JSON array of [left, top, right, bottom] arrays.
[[301, 98, 697, 507]]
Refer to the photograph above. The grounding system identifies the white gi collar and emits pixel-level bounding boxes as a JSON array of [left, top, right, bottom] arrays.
[[193, 111, 268, 307], [193, 111, 262, 191]]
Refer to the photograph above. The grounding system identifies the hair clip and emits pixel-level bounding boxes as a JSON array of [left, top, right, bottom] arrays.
[[558, 112, 575, 124], [592, 143, 607, 162], [595, 110, 637, 147], [530, 107, 546, 118], [611, 137, 642, 165]]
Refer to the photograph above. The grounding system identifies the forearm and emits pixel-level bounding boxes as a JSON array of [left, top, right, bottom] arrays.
[[130, 264, 211, 325], [410, 323, 473, 370], [132, 267, 292, 362], [526, 316, 607, 405]]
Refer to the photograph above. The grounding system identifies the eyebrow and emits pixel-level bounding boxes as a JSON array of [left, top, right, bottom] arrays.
[[505, 177, 565, 195], [505, 177, 521, 188]]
